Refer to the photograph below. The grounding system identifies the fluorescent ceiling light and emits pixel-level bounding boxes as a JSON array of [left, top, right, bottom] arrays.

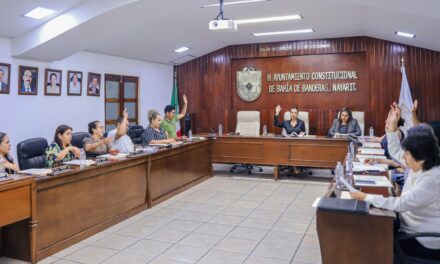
[[395, 31, 415, 38], [252, 29, 314, 36], [236, 14, 302, 24], [24, 7, 56, 20], [202, 0, 270, 8], [174, 46, 190, 53]]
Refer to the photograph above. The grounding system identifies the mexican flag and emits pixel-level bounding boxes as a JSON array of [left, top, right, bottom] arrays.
[[398, 63, 414, 134], [171, 72, 181, 137]]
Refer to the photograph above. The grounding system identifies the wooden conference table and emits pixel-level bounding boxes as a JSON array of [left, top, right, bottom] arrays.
[[213, 134, 349, 179], [1, 135, 349, 262]]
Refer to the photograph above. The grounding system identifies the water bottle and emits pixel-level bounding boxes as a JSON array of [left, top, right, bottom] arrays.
[[369, 126, 374, 137], [263, 125, 268, 135], [281, 128, 287, 137], [345, 154, 354, 185], [0, 156, 6, 175], [218, 124, 223, 136], [335, 162, 344, 190], [188, 129, 193, 139], [80, 148, 86, 167]]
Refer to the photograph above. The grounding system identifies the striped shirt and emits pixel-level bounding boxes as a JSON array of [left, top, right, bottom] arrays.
[[143, 125, 167, 145]]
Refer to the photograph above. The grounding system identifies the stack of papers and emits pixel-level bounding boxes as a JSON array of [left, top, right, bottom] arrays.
[[353, 175, 393, 187], [340, 191, 353, 199], [358, 148, 385, 155], [97, 153, 128, 160], [63, 160, 95, 166], [352, 162, 388, 172], [19, 168, 52, 176], [361, 142, 382, 148], [356, 154, 387, 163]]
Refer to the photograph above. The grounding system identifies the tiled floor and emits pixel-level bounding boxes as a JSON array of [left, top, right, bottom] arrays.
[[1, 167, 330, 264]]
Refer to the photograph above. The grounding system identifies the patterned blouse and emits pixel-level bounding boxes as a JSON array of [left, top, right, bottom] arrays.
[[143, 125, 167, 145], [45, 142, 74, 168]]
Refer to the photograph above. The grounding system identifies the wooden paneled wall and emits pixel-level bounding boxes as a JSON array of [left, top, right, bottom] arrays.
[[176, 36, 440, 135]]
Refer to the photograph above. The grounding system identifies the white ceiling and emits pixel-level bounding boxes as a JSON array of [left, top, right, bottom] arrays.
[[3, 0, 440, 65]]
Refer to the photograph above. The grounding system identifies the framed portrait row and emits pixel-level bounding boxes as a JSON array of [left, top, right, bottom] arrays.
[[0, 63, 101, 96]]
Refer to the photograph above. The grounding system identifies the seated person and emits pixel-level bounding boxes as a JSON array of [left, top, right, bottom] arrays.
[[328, 107, 362, 137], [46, 125, 81, 167], [143, 110, 176, 145], [352, 104, 440, 259], [0, 132, 20, 173], [83, 121, 113, 156], [274, 105, 305, 135], [107, 108, 134, 153], [370, 115, 405, 159], [161, 94, 188, 139]]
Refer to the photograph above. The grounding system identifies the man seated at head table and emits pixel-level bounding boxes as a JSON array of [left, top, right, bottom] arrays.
[[161, 94, 188, 139], [46, 125, 81, 167], [106, 108, 134, 154], [351, 103, 440, 260], [328, 107, 362, 137], [83, 121, 114, 157], [143, 109, 176, 145], [0, 132, 20, 173], [273, 104, 305, 136]]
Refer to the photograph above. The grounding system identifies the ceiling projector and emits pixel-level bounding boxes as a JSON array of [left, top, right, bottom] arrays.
[[209, 19, 238, 31]]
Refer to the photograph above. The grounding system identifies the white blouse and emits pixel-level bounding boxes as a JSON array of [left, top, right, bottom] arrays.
[[365, 131, 440, 249]]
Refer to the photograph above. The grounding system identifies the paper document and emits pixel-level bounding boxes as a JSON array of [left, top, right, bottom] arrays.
[[63, 160, 95, 166], [352, 162, 388, 172], [312, 197, 321, 208], [340, 177, 359, 192], [97, 153, 128, 159], [171, 141, 183, 146], [356, 155, 387, 163], [353, 175, 393, 187], [359, 148, 385, 155], [361, 142, 382, 148], [19, 168, 52, 176]]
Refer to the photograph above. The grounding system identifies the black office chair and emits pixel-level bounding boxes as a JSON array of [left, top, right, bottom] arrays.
[[71, 132, 89, 149], [17, 138, 48, 170], [394, 232, 440, 264], [128, 125, 144, 145]]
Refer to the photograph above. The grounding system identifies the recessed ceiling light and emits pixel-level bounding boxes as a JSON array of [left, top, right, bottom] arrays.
[[395, 31, 415, 38], [174, 46, 190, 53], [236, 14, 302, 24], [202, 0, 270, 8], [24, 7, 56, 20], [252, 29, 314, 37]]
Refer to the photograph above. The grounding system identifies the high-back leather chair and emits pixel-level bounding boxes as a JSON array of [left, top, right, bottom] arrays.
[[284, 111, 310, 135], [71, 132, 89, 149], [352, 111, 365, 136], [235, 111, 260, 136], [17, 138, 48, 170], [231, 111, 262, 174], [128, 125, 144, 145]]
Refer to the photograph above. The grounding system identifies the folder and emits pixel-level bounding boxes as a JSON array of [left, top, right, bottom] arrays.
[[317, 197, 369, 214]]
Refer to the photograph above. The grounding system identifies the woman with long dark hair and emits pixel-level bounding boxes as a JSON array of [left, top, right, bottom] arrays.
[[328, 107, 362, 137], [45, 125, 80, 167], [0, 132, 19, 173]]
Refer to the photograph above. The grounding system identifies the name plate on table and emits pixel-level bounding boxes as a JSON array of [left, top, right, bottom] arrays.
[[128, 149, 145, 157], [49, 165, 72, 176], [94, 158, 111, 166]]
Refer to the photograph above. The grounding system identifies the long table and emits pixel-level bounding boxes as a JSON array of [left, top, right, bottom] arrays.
[[212, 135, 349, 179], [0, 175, 37, 263], [2, 140, 212, 262], [316, 163, 395, 263]]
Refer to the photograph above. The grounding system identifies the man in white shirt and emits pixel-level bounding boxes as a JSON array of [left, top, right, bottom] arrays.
[[107, 108, 134, 153]]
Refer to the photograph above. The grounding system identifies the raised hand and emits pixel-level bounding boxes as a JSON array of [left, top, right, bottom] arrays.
[[412, 99, 418, 113], [275, 105, 282, 115], [386, 102, 401, 131], [123, 107, 128, 118], [183, 94, 188, 104]]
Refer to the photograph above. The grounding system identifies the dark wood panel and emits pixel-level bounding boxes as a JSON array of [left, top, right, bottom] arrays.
[[177, 36, 440, 136]]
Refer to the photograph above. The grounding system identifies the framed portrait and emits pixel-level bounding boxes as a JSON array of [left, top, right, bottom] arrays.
[[87, 72, 101, 97], [0, 63, 11, 94], [44, 68, 62, 96], [67, 70, 83, 96], [18, 65, 38, 95]]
